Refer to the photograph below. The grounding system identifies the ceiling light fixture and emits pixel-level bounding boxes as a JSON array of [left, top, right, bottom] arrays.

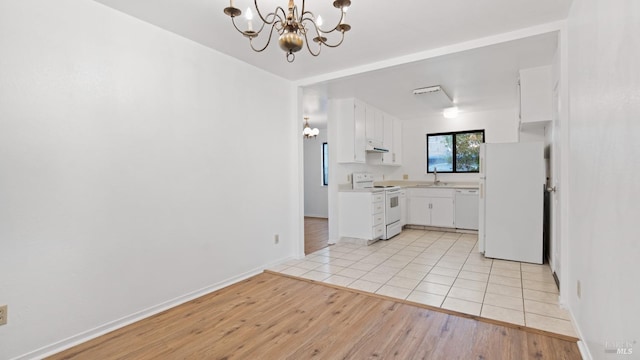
[[223, 0, 352, 63], [412, 86, 445, 95], [303, 117, 320, 138], [413, 85, 455, 109], [443, 106, 459, 119]]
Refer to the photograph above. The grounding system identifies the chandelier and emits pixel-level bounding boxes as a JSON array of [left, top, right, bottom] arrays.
[[303, 117, 319, 138], [223, 0, 352, 63]]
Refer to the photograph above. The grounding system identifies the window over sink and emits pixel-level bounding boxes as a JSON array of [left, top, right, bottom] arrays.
[[426, 130, 484, 173]]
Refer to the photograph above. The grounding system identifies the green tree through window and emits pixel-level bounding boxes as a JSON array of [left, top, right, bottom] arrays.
[[427, 130, 484, 173]]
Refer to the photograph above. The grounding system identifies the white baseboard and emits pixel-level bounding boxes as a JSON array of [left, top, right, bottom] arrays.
[[14, 257, 294, 360], [566, 306, 592, 360], [577, 341, 592, 360]]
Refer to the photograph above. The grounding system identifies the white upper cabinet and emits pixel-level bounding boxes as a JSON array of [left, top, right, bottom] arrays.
[[519, 65, 553, 124], [381, 114, 402, 166], [374, 109, 384, 143], [365, 106, 384, 143], [333, 98, 402, 165], [392, 118, 402, 165], [333, 98, 366, 163], [381, 113, 394, 164], [354, 100, 367, 162]]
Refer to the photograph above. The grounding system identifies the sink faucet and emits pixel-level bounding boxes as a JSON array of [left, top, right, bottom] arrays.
[[434, 167, 440, 185]]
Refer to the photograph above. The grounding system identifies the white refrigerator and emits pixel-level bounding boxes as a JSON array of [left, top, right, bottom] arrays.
[[478, 142, 544, 264]]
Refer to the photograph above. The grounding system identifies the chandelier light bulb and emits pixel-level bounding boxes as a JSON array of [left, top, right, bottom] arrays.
[[245, 7, 254, 31], [316, 15, 323, 28], [302, 117, 320, 138]]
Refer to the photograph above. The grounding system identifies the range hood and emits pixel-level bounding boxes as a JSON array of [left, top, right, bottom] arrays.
[[366, 139, 389, 153]]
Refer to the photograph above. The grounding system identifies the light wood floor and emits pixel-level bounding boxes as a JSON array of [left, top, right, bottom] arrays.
[[48, 272, 581, 360], [304, 216, 329, 255]]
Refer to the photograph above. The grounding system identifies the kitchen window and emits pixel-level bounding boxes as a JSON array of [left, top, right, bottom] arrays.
[[322, 142, 329, 186], [427, 130, 484, 173]]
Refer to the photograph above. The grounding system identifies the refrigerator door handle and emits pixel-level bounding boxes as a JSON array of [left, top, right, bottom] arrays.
[[480, 183, 484, 199]]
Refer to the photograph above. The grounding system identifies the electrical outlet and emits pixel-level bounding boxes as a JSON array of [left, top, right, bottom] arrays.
[[0, 305, 7, 326], [403, 174, 409, 180], [577, 280, 581, 299], [274, 234, 279, 244]]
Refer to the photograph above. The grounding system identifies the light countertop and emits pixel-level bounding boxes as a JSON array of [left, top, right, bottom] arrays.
[[376, 181, 479, 190]]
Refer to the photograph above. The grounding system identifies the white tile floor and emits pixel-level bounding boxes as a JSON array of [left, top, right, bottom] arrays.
[[269, 228, 578, 338]]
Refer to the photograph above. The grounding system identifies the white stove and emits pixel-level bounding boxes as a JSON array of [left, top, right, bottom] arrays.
[[352, 173, 402, 240]]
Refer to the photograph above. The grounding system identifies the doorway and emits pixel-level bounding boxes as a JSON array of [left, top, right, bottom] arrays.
[[303, 125, 329, 255]]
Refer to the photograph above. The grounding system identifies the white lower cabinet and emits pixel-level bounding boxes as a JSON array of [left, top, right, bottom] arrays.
[[406, 188, 455, 228], [339, 191, 385, 240]]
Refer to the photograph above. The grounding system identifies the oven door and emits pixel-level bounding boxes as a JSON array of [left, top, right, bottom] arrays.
[[385, 190, 401, 225]]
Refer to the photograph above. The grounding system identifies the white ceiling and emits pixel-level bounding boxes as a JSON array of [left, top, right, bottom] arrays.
[[92, 0, 570, 129], [93, 0, 572, 81], [302, 32, 559, 128]]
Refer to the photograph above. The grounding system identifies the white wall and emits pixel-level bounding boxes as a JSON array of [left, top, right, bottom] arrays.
[[0, 1, 299, 358], [304, 131, 329, 218], [566, 0, 640, 357], [394, 109, 519, 183]]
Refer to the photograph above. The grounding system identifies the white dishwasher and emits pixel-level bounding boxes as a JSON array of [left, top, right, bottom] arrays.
[[455, 189, 479, 230]]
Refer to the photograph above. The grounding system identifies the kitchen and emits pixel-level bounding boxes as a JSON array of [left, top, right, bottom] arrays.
[[294, 30, 564, 332], [302, 32, 557, 260]]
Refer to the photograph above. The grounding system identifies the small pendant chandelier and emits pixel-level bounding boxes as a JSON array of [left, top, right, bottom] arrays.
[[223, 0, 352, 63], [303, 117, 319, 139]]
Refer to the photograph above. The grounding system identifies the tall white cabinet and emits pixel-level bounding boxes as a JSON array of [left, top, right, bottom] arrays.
[[332, 98, 367, 163]]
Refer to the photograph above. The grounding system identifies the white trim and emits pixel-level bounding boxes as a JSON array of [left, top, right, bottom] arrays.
[[577, 341, 592, 360], [557, 21, 571, 307], [295, 20, 565, 87], [296, 87, 307, 260], [567, 305, 592, 360], [12, 256, 294, 360]]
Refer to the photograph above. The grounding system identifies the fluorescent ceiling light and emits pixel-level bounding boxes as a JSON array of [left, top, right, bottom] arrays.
[[412, 86, 444, 95], [413, 85, 453, 109]]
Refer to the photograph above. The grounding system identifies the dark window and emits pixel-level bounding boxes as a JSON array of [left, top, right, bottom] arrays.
[[322, 142, 329, 186], [427, 130, 484, 173]]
